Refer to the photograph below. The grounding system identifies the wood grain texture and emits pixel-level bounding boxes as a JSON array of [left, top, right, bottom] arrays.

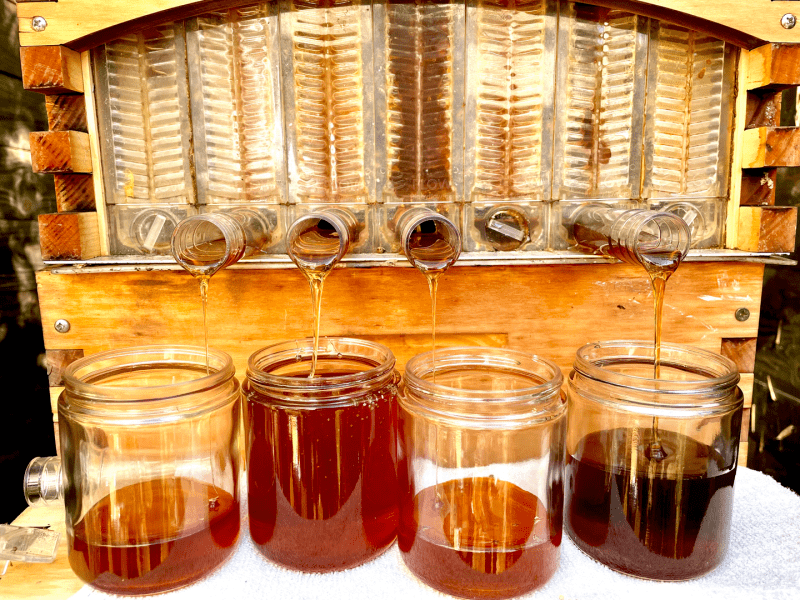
[[45, 94, 87, 131], [721, 337, 757, 373], [29, 130, 91, 173], [45, 348, 84, 385], [19, 45, 83, 93], [16, 0, 800, 47], [54, 173, 95, 212], [727, 48, 749, 249], [746, 90, 781, 129], [740, 168, 777, 206], [747, 43, 800, 89], [35, 263, 763, 385], [742, 127, 800, 168], [740, 373, 754, 410], [38, 211, 100, 259], [736, 206, 798, 252]]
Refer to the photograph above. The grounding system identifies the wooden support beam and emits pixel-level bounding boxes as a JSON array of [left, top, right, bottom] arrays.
[[721, 337, 757, 373], [19, 45, 83, 94], [54, 174, 96, 212], [38, 212, 101, 260], [746, 89, 782, 129], [742, 127, 800, 168], [748, 43, 800, 90], [736, 206, 798, 252], [30, 131, 91, 174], [740, 169, 777, 206], [45, 95, 87, 132], [45, 349, 84, 386]]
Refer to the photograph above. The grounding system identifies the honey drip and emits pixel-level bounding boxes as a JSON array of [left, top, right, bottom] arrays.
[[200, 276, 210, 375]]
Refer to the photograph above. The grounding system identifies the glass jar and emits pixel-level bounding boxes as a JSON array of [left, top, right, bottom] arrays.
[[26, 346, 242, 595], [566, 341, 743, 580], [244, 337, 399, 572], [398, 347, 566, 600]]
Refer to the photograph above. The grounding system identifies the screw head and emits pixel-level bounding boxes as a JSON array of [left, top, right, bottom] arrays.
[[54, 319, 71, 333], [781, 13, 797, 29], [735, 308, 751, 322], [31, 16, 47, 32]]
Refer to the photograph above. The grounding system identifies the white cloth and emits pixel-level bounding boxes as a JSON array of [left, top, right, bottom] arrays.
[[70, 467, 800, 600]]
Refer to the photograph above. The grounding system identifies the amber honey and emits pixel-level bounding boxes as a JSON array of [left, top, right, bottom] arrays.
[[399, 477, 560, 599], [69, 477, 239, 595], [566, 428, 735, 580], [245, 346, 400, 572]]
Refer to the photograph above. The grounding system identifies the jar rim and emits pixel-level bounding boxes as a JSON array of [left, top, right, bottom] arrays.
[[246, 337, 396, 393], [572, 340, 739, 400], [403, 347, 564, 423], [63, 345, 236, 403]]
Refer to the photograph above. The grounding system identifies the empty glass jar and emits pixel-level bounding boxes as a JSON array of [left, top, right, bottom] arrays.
[[398, 347, 566, 599], [25, 346, 242, 595], [566, 341, 743, 580], [244, 337, 399, 572]]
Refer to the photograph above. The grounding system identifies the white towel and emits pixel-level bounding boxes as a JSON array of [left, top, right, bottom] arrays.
[[70, 467, 800, 600]]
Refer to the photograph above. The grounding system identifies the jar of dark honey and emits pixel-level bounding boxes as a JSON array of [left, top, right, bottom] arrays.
[[25, 346, 242, 595], [566, 341, 743, 580], [244, 337, 400, 571], [398, 347, 566, 599]]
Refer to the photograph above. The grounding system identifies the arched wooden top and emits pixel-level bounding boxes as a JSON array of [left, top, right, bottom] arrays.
[[16, 0, 800, 50]]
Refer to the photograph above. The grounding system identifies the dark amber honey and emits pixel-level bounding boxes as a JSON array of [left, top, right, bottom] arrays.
[[399, 477, 561, 599], [246, 365, 399, 572], [566, 428, 735, 580], [69, 477, 239, 595]]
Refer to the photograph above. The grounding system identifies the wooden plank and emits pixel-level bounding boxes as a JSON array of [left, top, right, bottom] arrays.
[[29, 130, 91, 173], [45, 349, 84, 385], [721, 337, 757, 373], [16, 0, 800, 48], [736, 206, 798, 252], [54, 173, 95, 212], [727, 48, 749, 249], [38, 211, 100, 259], [81, 50, 109, 255], [747, 43, 800, 90], [5, 504, 82, 600], [742, 127, 800, 168], [49, 386, 62, 418], [19, 45, 82, 94], [45, 94, 87, 131], [740, 372, 754, 409], [746, 89, 782, 129], [35, 262, 764, 382], [740, 168, 777, 206], [738, 441, 748, 467]]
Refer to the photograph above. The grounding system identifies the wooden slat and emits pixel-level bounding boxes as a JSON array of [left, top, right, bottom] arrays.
[[741, 407, 751, 446], [35, 262, 764, 383], [727, 48, 750, 249], [740, 168, 777, 206], [45, 94, 87, 132], [45, 349, 84, 386], [29, 130, 91, 173], [746, 89, 782, 129], [49, 386, 62, 419], [742, 127, 800, 168], [738, 442, 748, 467], [19, 45, 83, 94], [721, 337, 757, 373], [16, 0, 800, 48], [38, 211, 101, 260], [81, 50, 109, 255], [736, 206, 798, 252], [54, 174, 95, 212], [747, 43, 800, 90], [740, 372, 754, 409]]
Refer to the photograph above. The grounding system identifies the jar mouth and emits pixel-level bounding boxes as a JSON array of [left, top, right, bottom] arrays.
[[246, 337, 396, 394], [63, 345, 235, 403], [572, 340, 739, 399], [403, 347, 564, 422]]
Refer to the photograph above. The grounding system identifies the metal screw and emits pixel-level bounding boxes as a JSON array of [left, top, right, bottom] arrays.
[[735, 308, 750, 322], [31, 16, 47, 32], [781, 13, 797, 29], [54, 319, 71, 333]]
